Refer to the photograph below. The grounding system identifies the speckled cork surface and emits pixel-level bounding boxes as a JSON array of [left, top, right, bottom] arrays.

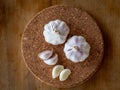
[[21, 5, 104, 88]]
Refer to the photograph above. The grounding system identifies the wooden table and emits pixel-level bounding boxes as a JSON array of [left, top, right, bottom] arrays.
[[0, 0, 120, 90]]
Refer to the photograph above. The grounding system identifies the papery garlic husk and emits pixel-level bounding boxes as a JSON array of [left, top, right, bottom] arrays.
[[59, 69, 71, 81], [52, 65, 64, 79], [44, 54, 58, 65], [38, 49, 53, 60], [64, 36, 91, 63], [43, 19, 70, 45]]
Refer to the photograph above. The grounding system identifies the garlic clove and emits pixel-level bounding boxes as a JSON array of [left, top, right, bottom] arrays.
[[38, 49, 53, 60], [59, 69, 71, 81], [52, 65, 64, 79], [44, 54, 58, 65]]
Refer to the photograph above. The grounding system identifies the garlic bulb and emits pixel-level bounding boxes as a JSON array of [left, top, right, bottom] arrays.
[[52, 65, 64, 79], [64, 36, 91, 63], [38, 49, 58, 65], [59, 69, 71, 81], [43, 19, 70, 45], [38, 49, 53, 60]]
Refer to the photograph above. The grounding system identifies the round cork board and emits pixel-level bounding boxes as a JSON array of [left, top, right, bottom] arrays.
[[21, 5, 104, 88]]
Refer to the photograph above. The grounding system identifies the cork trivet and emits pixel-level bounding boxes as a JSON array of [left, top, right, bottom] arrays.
[[21, 5, 104, 88]]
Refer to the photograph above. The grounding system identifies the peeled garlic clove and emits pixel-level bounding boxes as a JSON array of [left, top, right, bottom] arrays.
[[59, 69, 71, 81], [38, 49, 53, 60], [44, 54, 58, 65], [52, 65, 64, 79]]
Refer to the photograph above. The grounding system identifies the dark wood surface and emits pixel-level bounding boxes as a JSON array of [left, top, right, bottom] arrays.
[[0, 0, 120, 90]]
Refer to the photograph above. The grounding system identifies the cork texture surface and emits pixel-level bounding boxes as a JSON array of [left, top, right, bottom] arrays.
[[21, 6, 104, 88]]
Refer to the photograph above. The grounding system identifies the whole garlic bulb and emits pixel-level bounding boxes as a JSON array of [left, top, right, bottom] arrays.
[[64, 36, 91, 63], [43, 19, 70, 45]]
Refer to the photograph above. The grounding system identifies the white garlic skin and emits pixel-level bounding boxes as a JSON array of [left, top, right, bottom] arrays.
[[38, 49, 58, 65], [44, 54, 58, 65], [64, 36, 91, 63], [38, 49, 53, 60], [59, 69, 71, 81], [52, 65, 64, 79], [43, 19, 70, 45]]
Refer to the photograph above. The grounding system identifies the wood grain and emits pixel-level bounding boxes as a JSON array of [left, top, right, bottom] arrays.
[[0, 0, 120, 90]]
